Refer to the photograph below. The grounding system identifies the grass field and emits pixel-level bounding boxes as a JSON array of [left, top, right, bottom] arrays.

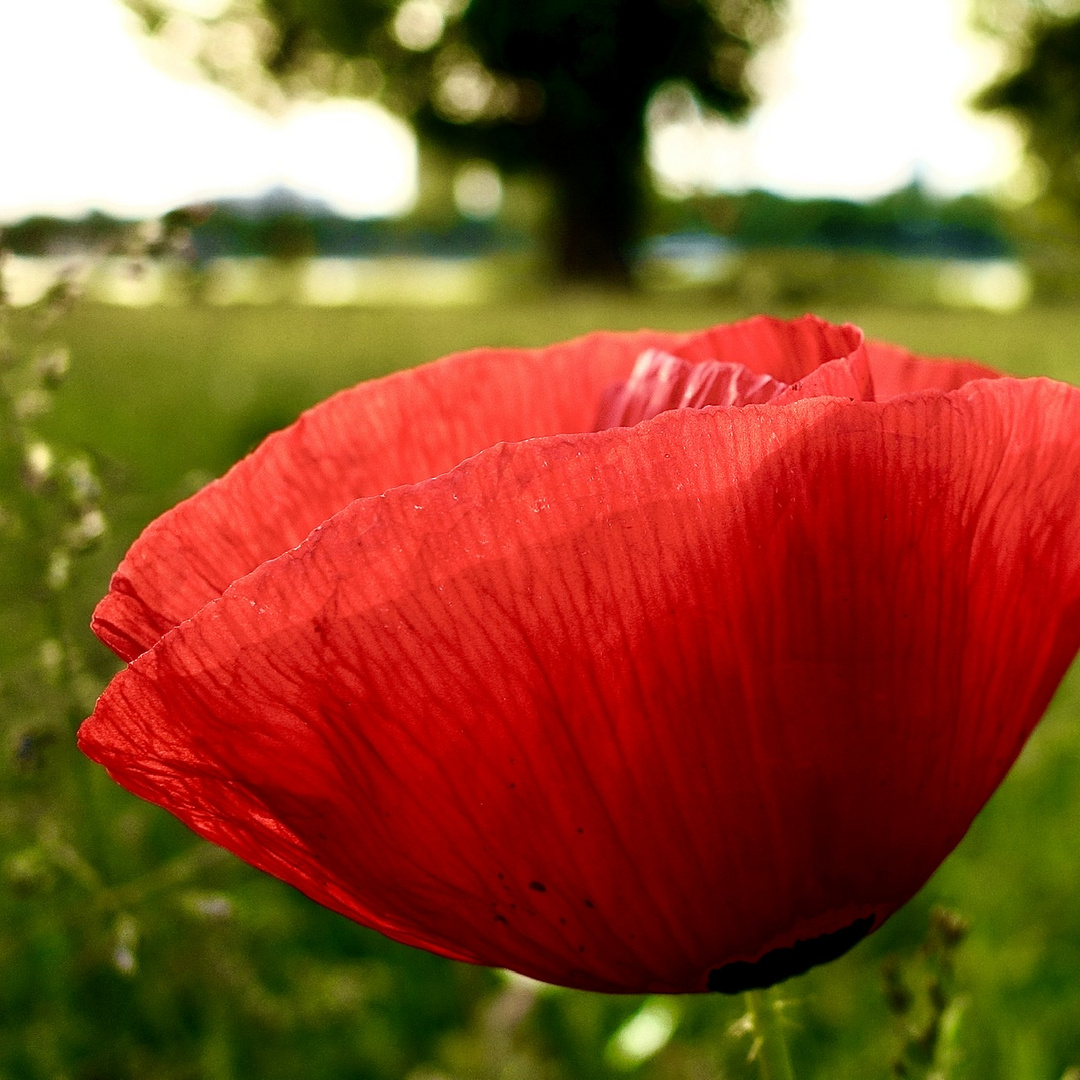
[[3, 295, 1080, 1079]]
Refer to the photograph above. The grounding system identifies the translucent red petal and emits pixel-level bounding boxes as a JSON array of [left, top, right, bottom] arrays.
[[866, 340, 1000, 399], [80, 375, 1080, 993], [92, 315, 869, 662]]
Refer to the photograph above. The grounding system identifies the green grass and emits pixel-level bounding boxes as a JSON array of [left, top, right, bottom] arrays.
[[43, 298, 1080, 521], [4, 295, 1080, 1080]]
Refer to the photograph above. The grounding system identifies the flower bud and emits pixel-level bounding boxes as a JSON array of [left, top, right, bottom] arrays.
[[22, 442, 54, 490], [65, 458, 101, 506], [46, 549, 71, 591], [112, 914, 139, 976], [14, 388, 51, 422], [34, 346, 70, 387], [65, 508, 106, 551], [39, 638, 64, 678]]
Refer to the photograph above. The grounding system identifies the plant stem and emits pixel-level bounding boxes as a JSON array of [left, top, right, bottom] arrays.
[[744, 988, 794, 1080]]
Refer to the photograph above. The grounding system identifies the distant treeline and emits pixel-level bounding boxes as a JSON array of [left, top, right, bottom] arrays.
[[1, 211, 134, 257], [1, 184, 1011, 262], [702, 186, 1011, 260], [187, 213, 514, 261]]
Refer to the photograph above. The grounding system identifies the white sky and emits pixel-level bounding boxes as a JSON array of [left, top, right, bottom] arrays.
[[652, 0, 1023, 200], [0, 0, 1023, 223], [0, 0, 417, 221]]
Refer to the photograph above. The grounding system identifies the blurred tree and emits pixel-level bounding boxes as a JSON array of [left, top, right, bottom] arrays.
[[124, 0, 782, 281], [975, 1, 1080, 224]]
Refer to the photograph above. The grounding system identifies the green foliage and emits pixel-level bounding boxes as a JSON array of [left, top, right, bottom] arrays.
[[881, 907, 971, 1077], [976, 5, 1080, 236], [0, 214, 134, 258], [3, 292, 1080, 1078], [711, 187, 1009, 259]]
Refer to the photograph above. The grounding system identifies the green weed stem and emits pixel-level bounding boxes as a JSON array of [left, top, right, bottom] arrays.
[[744, 989, 794, 1080]]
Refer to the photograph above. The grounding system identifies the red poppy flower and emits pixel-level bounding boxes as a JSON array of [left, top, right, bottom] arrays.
[[79, 314, 1080, 994]]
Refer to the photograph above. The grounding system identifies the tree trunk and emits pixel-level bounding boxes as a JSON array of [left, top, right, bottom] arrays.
[[551, 137, 643, 285]]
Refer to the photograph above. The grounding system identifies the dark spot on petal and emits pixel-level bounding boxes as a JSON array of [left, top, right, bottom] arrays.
[[559, 917, 566, 926], [584, 899, 594, 909], [578, 945, 585, 953], [498, 873, 504, 880], [508, 782, 516, 789], [494, 914, 509, 925], [529, 881, 546, 892], [576, 827, 584, 834], [707, 915, 876, 994]]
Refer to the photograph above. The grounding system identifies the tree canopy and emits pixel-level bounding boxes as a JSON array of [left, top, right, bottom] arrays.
[[125, 0, 782, 280], [976, 1, 1080, 226]]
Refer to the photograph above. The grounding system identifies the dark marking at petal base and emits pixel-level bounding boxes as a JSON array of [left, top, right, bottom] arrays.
[[707, 915, 876, 994], [529, 881, 546, 892], [494, 914, 508, 925], [583, 899, 595, 909]]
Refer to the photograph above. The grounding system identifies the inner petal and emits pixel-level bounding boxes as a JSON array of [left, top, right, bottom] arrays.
[[595, 349, 789, 430]]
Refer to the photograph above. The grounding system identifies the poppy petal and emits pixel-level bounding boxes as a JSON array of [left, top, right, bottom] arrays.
[[92, 316, 869, 661], [771, 337, 875, 404], [80, 375, 1080, 993], [92, 330, 667, 661], [594, 350, 789, 429], [866, 340, 1000, 400], [675, 314, 865, 384]]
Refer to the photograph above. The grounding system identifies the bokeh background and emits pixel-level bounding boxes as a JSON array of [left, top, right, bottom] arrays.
[[2, 1, 1080, 1077]]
